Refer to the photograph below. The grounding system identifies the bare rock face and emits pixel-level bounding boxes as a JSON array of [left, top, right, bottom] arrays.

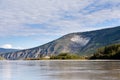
[[71, 35, 90, 46], [0, 26, 120, 60]]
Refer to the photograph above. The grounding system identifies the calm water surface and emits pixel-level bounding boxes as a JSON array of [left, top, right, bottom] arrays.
[[0, 60, 120, 80]]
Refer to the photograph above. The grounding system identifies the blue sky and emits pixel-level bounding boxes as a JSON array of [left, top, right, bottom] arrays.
[[0, 0, 120, 49]]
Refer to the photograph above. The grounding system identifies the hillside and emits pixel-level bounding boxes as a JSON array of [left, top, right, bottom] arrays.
[[90, 44, 120, 59], [0, 26, 120, 60]]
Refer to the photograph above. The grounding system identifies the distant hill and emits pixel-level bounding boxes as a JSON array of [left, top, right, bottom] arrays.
[[0, 26, 120, 60], [0, 48, 18, 54]]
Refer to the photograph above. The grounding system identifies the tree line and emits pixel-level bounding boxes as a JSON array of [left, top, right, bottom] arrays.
[[90, 44, 120, 59]]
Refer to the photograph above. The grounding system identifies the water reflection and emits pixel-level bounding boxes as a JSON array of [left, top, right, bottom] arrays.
[[1, 61, 11, 80], [0, 60, 120, 80]]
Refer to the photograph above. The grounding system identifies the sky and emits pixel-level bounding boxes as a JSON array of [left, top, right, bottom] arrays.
[[0, 0, 120, 49]]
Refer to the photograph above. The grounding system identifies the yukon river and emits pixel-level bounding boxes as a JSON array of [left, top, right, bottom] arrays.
[[0, 60, 120, 80]]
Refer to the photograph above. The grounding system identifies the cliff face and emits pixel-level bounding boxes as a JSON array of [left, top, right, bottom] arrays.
[[0, 26, 120, 60]]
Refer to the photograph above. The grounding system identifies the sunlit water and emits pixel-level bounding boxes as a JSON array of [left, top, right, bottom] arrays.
[[0, 60, 120, 80]]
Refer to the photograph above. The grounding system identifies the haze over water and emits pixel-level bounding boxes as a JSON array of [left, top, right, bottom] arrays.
[[0, 60, 120, 80]]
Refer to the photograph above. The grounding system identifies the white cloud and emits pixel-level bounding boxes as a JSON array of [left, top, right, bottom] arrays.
[[1, 44, 12, 49], [0, 0, 120, 37], [0, 44, 23, 49]]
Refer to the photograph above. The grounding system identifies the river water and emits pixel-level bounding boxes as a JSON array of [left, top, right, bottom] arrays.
[[0, 60, 120, 80]]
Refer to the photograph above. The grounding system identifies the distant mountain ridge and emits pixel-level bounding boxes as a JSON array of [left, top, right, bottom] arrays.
[[0, 48, 18, 54], [0, 26, 120, 60]]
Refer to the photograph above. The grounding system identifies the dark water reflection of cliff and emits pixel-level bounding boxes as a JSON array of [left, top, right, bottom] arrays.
[[0, 60, 120, 80]]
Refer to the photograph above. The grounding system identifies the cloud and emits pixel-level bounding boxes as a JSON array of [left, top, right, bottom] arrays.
[[0, 0, 120, 37], [1, 44, 12, 49], [0, 44, 23, 49]]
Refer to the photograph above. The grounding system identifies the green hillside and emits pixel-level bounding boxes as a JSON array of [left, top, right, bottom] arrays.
[[90, 44, 120, 59]]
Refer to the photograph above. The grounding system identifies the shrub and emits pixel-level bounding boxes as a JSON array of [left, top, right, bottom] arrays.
[[50, 53, 82, 59]]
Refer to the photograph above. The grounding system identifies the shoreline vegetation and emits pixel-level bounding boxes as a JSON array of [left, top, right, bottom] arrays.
[[90, 44, 120, 59], [0, 57, 5, 60], [0, 44, 120, 60], [25, 53, 88, 60]]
